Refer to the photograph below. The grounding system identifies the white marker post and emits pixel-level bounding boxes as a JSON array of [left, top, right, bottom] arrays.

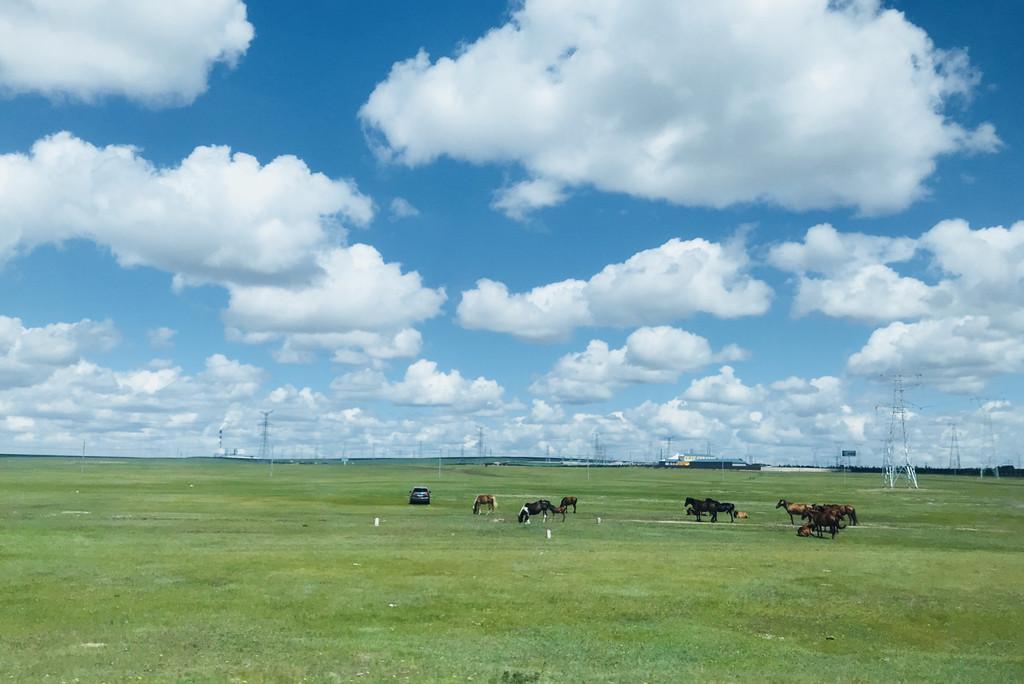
[[374, 518, 380, 527], [546, 529, 551, 539]]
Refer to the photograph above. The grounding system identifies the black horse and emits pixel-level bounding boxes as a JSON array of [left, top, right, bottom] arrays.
[[518, 499, 555, 523], [705, 498, 737, 522], [684, 497, 718, 522]]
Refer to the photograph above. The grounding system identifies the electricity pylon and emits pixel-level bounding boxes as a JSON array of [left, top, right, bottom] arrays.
[[884, 375, 918, 488]]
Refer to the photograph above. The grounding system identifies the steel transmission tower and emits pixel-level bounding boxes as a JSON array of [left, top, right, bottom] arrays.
[[258, 409, 273, 460], [979, 404, 999, 478], [947, 424, 961, 473], [884, 375, 918, 488]]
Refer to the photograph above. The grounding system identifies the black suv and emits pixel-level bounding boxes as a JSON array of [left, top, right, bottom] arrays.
[[409, 486, 431, 504]]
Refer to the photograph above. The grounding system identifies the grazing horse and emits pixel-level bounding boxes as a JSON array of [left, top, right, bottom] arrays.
[[776, 499, 812, 525], [684, 497, 718, 522], [705, 498, 737, 522], [550, 505, 567, 521], [518, 499, 555, 524], [473, 494, 496, 514], [560, 496, 578, 513]]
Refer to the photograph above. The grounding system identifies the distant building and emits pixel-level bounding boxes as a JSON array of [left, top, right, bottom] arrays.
[[657, 452, 760, 470]]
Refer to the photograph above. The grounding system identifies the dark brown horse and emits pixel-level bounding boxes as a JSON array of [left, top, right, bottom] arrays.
[[802, 508, 844, 538], [705, 498, 736, 522], [684, 497, 718, 522], [560, 496, 578, 513], [473, 494, 496, 514], [814, 504, 858, 526]]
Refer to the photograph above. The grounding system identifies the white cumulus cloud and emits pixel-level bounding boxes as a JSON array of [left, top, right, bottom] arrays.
[[0, 316, 120, 387], [458, 237, 771, 342], [529, 326, 747, 403], [361, 0, 998, 217], [0, 133, 374, 284], [331, 360, 504, 412], [223, 245, 446, 362], [0, 0, 253, 105]]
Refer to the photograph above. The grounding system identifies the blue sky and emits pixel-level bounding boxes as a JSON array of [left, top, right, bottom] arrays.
[[1, 0, 1022, 467]]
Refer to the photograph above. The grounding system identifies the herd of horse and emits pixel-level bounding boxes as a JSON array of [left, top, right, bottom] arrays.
[[514, 496, 578, 523], [471, 493, 858, 539], [683, 496, 738, 522], [471, 495, 579, 522], [777, 499, 858, 538]]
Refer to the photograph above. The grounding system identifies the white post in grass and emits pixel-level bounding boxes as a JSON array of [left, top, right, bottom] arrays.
[[374, 518, 379, 527], [546, 529, 551, 539]]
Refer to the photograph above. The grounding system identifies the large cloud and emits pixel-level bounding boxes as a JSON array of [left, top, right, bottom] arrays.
[[0, 133, 374, 284], [529, 326, 747, 402], [846, 316, 1024, 394], [361, 0, 999, 217], [331, 360, 504, 413], [768, 223, 934, 323], [457, 237, 771, 342], [223, 245, 446, 362], [772, 220, 1024, 392], [0, 315, 120, 387], [0, 0, 253, 105]]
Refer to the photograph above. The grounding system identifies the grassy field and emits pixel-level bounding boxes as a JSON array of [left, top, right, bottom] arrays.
[[0, 458, 1021, 683]]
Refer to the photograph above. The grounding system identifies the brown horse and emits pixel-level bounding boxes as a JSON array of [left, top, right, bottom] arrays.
[[836, 504, 858, 525], [550, 505, 567, 521], [802, 508, 844, 538], [797, 521, 816, 537], [473, 494, 496, 514], [776, 499, 812, 525], [560, 496, 578, 513]]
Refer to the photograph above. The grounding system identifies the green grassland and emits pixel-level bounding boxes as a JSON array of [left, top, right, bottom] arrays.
[[1, 458, 1021, 683]]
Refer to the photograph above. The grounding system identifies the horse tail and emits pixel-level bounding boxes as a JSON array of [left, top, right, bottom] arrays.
[[492, 497, 497, 510]]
